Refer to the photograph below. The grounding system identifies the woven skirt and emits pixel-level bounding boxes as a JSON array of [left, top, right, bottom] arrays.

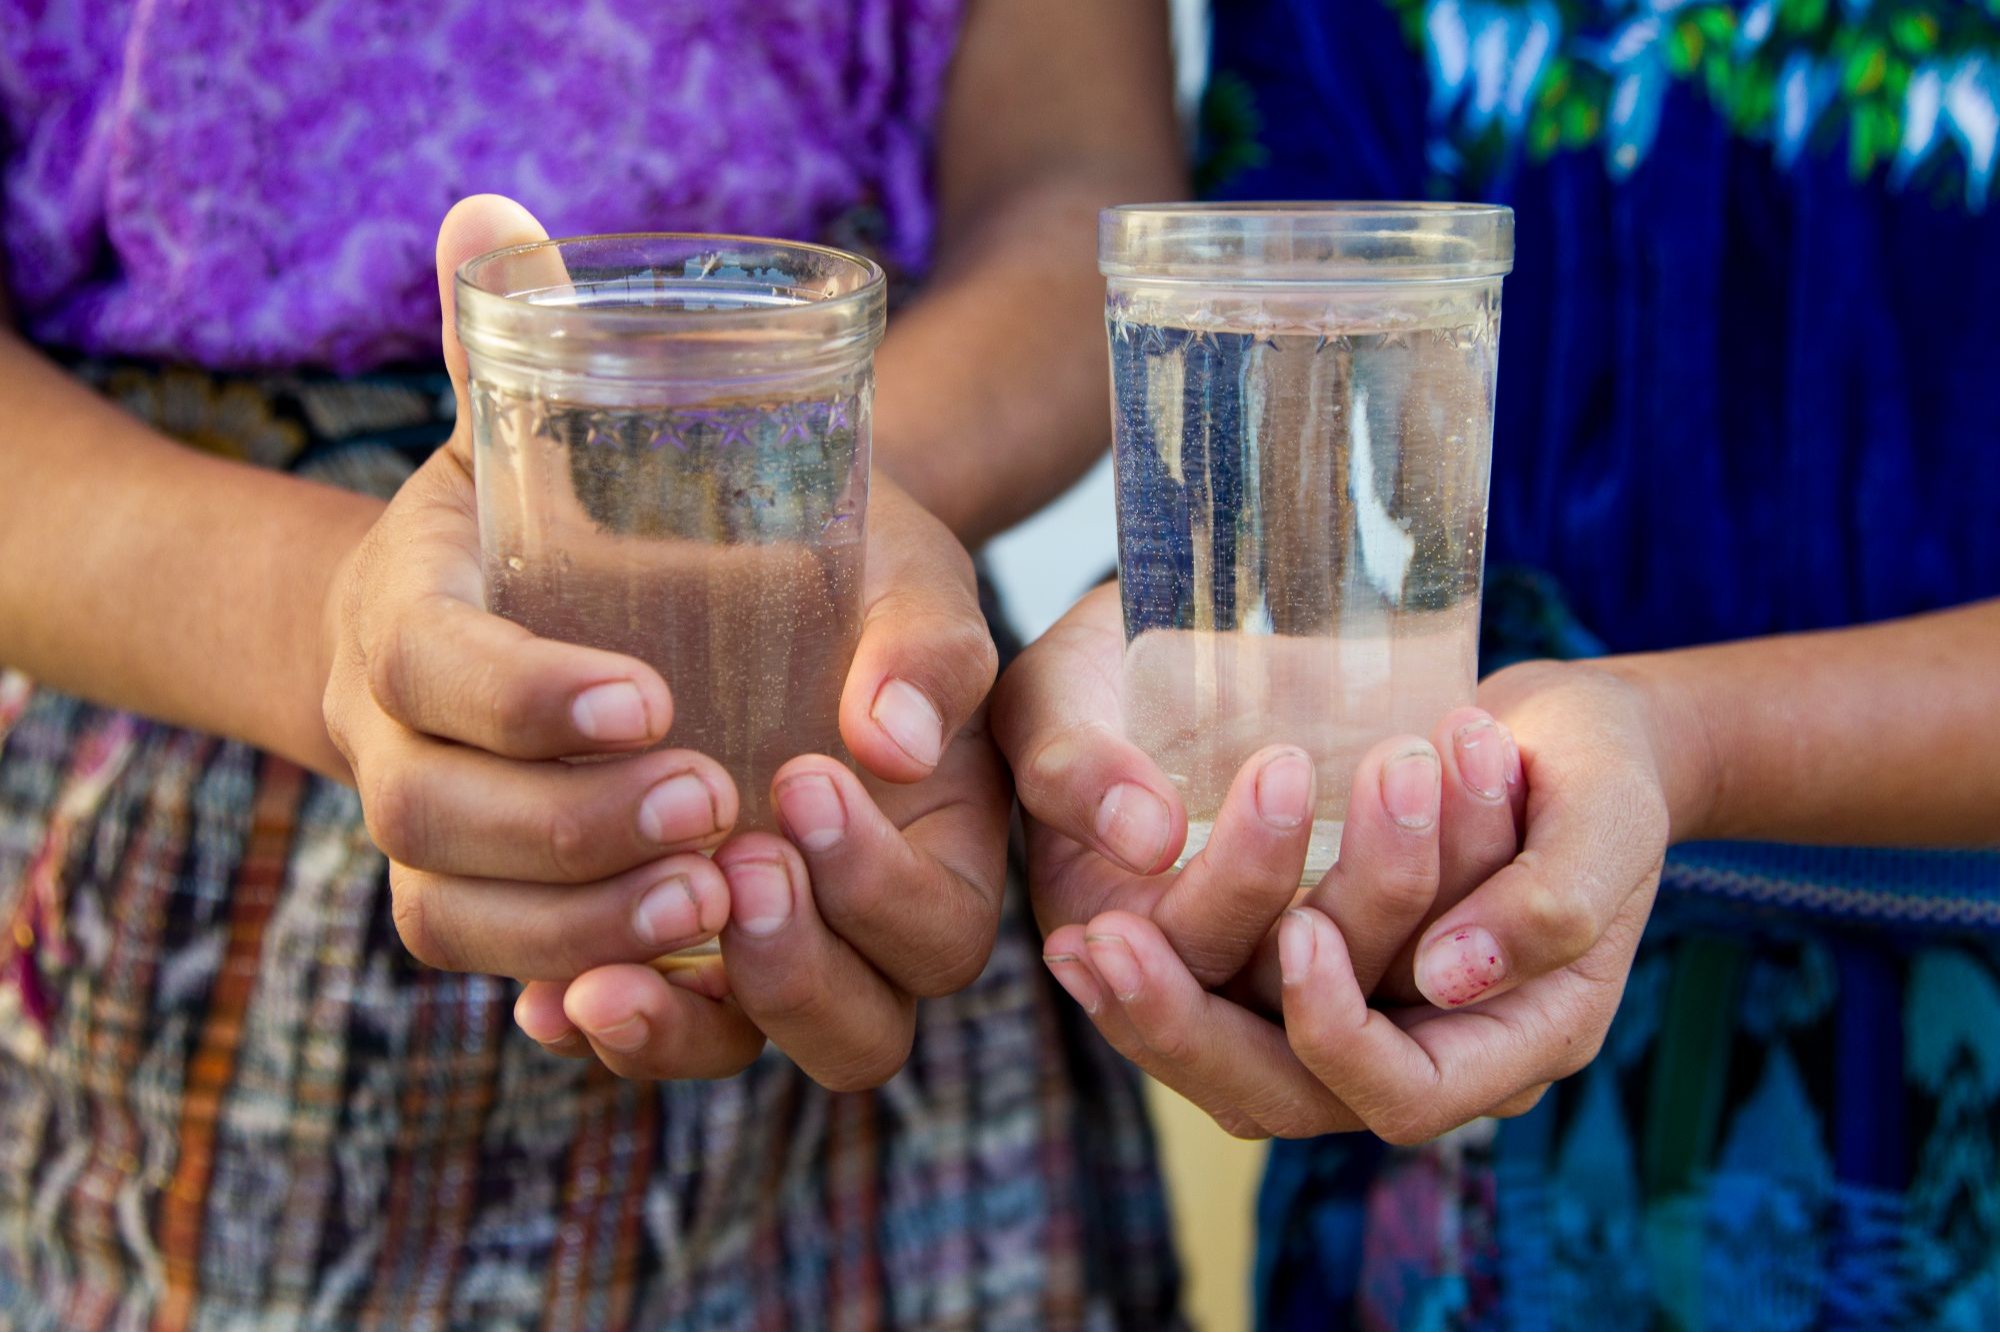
[[0, 363, 1178, 1331]]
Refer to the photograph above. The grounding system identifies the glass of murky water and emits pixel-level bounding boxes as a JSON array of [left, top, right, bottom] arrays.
[[456, 234, 884, 845], [1100, 203, 1512, 883]]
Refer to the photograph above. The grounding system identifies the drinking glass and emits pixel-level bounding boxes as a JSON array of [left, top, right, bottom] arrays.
[[456, 234, 885, 845], [1101, 202, 1513, 882]]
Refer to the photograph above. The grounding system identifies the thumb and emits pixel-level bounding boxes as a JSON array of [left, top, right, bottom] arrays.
[[1409, 768, 1666, 1009], [435, 194, 552, 461], [839, 479, 999, 783]]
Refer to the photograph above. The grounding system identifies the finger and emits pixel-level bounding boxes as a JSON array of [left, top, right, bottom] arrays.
[[389, 852, 729, 980], [1235, 736, 1441, 1010], [1435, 708, 1527, 900], [1408, 761, 1666, 1009], [992, 584, 1186, 875], [1078, 913, 1364, 1139], [840, 481, 999, 784], [364, 588, 676, 759], [437, 193, 552, 461], [715, 834, 919, 1091], [353, 725, 738, 881], [563, 964, 766, 1081], [1150, 744, 1315, 986], [1042, 924, 1267, 1140], [1279, 908, 1571, 1144], [1361, 709, 1525, 1006], [770, 750, 1007, 997], [514, 981, 593, 1059]]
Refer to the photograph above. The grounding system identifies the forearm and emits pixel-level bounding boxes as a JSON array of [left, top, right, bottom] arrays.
[[874, 172, 1166, 544], [0, 332, 377, 775], [1606, 599, 2000, 847], [873, 0, 1184, 546]]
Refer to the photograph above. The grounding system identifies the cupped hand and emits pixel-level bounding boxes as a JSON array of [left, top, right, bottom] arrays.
[[321, 195, 745, 1000], [515, 479, 1010, 1089], [1000, 582, 1675, 1142], [991, 581, 1523, 1002]]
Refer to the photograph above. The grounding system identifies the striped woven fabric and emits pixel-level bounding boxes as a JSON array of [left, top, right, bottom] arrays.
[[0, 365, 1180, 1331]]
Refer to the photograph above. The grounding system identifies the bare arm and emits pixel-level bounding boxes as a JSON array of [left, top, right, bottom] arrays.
[[0, 326, 376, 777], [0, 2, 1180, 768], [873, 0, 1185, 544], [1618, 598, 2000, 847]]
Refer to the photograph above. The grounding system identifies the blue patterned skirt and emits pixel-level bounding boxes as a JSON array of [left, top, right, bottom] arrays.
[[1257, 571, 2000, 1331]]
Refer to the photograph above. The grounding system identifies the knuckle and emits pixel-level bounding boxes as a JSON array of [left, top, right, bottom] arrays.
[[1220, 1112, 1273, 1141], [1140, 1016, 1200, 1067], [1284, 1009, 1347, 1069], [543, 801, 596, 882], [1519, 882, 1599, 962], [1015, 725, 1107, 824], [1552, 1024, 1610, 1081], [1373, 858, 1442, 919], [1366, 1088, 1449, 1146], [389, 872, 458, 971], [1373, 1112, 1441, 1147], [360, 765, 428, 865], [816, 1027, 914, 1093], [748, 969, 829, 1031], [903, 610, 1000, 720], [904, 933, 993, 998], [365, 612, 422, 720], [823, 866, 891, 929]]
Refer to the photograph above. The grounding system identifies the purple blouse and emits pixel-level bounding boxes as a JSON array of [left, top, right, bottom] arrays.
[[0, 0, 962, 371]]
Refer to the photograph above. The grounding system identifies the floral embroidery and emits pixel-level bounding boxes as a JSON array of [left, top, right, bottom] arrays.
[[1388, 0, 2000, 208]]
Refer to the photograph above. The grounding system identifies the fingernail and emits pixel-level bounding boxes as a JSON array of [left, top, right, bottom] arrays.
[[1381, 746, 1441, 830], [1096, 783, 1170, 872], [1417, 927, 1507, 1008], [1503, 730, 1523, 786], [1044, 954, 1103, 1014], [775, 773, 847, 852], [1279, 909, 1317, 985], [633, 875, 701, 949], [585, 1013, 650, 1054], [638, 771, 719, 844], [1454, 719, 1507, 802], [872, 678, 944, 768], [571, 680, 650, 743], [728, 858, 794, 938], [1255, 749, 1315, 831], [1084, 933, 1143, 1001]]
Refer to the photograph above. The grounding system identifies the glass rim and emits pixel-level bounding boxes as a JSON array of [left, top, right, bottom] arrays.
[[455, 232, 887, 380], [457, 231, 886, 324], [1099, 201, 1514, 283]]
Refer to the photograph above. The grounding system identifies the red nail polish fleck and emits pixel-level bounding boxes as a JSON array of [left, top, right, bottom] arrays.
[[1419, 927, 1506, 1008]]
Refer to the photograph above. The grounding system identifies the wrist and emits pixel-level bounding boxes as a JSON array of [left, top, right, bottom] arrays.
[[1599, 652, 1724, 843], [278, 489, 378, 782]]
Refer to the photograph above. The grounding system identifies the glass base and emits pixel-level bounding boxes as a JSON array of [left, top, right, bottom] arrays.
[[1175, 818, 1342, 888]]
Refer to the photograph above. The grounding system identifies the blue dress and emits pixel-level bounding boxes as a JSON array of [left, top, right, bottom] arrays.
[[1210, 2, 2000, 1327]]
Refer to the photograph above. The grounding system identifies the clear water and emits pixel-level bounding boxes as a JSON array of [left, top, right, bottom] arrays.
[[1110, 301, 1498, 882], [474, 381, 867, 827]]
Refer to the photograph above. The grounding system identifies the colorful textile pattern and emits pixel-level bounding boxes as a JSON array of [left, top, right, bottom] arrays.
[[0, 0, 961, 371], [1213, 3, 2000, 1326], [1381, 0, 2000, 206], [1260, 895, 2000, 1330], [0, 368, 1179, 1330], [1257, 576, 2000, 1331]]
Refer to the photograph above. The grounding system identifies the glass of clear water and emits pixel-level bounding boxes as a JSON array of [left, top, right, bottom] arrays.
[[1100, 203, 1513, 883], [455, 235, 885, 836]]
